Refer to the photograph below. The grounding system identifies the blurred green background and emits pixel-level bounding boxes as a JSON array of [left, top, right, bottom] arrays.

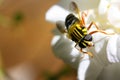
[[0, 0, 77, 80]]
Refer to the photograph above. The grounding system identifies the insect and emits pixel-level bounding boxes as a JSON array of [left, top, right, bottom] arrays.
[[56, 1, 114, 58]]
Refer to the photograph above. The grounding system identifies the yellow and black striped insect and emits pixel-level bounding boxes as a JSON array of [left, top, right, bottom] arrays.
[[56, 1, 114, 58]]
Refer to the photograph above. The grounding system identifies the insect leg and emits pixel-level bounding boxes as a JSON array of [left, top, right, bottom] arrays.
[[89, 30, 114, 35], [75, 44, 93, 58], [80, 48, 93, 58], [74, 43, 80, 50], [87, 22, 99, 30], [87, 22, 115, 35], [81, 12, 88, 25]]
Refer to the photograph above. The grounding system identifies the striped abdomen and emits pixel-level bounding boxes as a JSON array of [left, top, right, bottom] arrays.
[[68, 24, 87, 43]]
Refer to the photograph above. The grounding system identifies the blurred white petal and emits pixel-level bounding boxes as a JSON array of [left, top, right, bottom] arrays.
[[98, 63, 120, 80], [80, 58, 105, 80], [78, 32, 114, 80], [98, 0, 110, 15], [78, 58, 90, 80], [45, 5, 69, 23], [111, 0, 120, 3], [107, 5, 120, 28], [51, 35, 81, 68], [91, 32, 109, 53], [117, 35, 120, 61], [7, 63, 36, 80], [107, 34, 119, 63]]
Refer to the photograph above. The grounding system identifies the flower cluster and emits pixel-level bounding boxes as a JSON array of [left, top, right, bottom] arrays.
[[46, 0, 120, 80]]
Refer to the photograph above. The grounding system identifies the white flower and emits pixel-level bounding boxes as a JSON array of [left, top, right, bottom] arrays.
[[46, 0, 120, 80]]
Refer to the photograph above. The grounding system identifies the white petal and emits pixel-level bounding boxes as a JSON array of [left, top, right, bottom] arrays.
[[51, 35, 60, 46], [45, 5, 69, 23], [107, 5, 120, 28], [78, 55, 105, 80], [84, 60, 105, 80], [78, 58, 90, 80], [91, 32, 109, 53], [116, 35, 120, 61], [98, 0, 110, 15], [51, 35, 81, 68], [77, 31, 118, 80], [107, 34, 119, 63], [98, 63, 120, 80]]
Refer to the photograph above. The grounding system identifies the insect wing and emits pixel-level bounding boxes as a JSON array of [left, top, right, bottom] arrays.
[[69, 1, 81, 20]]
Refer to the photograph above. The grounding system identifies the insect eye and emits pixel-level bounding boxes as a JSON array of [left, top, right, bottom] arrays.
[[84, 34, 92, 41], [65, 14, 74, 29]]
